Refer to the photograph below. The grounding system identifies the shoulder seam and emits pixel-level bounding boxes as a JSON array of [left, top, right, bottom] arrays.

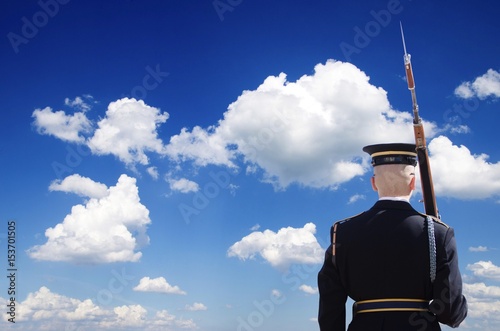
[[417, 212, 449, 228], [333, 211, 364, 226]]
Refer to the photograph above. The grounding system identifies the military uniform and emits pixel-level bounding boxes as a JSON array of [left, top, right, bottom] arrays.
[[317, 144, 467, 330]]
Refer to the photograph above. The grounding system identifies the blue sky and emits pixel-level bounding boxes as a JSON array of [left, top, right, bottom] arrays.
[[1, 0, 500, 330]]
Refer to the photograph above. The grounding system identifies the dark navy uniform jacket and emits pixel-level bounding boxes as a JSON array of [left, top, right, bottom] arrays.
[[318, 200, 467, 330]]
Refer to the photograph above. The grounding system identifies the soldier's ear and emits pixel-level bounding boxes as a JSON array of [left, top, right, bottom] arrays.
[[409, 175, 416, 191], [371, 175, 378, 192]]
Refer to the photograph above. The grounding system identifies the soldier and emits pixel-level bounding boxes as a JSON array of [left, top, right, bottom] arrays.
[[318, 143, 467, 330]]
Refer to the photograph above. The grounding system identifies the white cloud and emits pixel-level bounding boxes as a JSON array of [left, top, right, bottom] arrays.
[[49, 174, 108, 199], [299, 284, 318, 295], [27, 174, 151, 263], [64, 95, 94, 111], [32, 106, 92, 143], [11, 286, 107, 323], [184, 302, 207, 311], [166, 177, 199, 193], [133, 276, 186, 295], [428, 136, 500, 199], [227, 222, 323, 270], [0, 286, 196, 330], [469, 246, 489, 252], [152, 310, 197, 329], [348, 194, 365, 204], [147, 166, 159, 180], [87, 98, 169, 165], [467, 261, 500, 281], [462, 282, 500, 329], [165, 126, 236, 167], [455, 69, 500, 99], [250, 224, 261, 231], [271, 289, 283, 299], [166, 60, 439, 190], [464, 282, 500, 299]]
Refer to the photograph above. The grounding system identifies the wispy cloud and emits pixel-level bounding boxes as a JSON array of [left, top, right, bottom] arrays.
[[469, 246, 489, 252], [64, 95, 95, 111], [348, 194, 365, 204], [184, 302, 207, 311]]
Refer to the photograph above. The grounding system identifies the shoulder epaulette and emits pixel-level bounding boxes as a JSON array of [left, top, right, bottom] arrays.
[[417, 212, 449, 228], [332, 211, 364, 227]]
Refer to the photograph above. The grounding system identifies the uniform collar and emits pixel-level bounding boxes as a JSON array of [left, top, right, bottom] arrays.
[[372, 199, 415, 211], [379, 197, 410, 202]]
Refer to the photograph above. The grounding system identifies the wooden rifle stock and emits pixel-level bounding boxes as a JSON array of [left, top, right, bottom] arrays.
[[414, 124, 439, 217]]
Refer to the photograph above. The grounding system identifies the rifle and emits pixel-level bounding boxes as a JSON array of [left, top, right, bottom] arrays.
[[400, 23, 439, 218]]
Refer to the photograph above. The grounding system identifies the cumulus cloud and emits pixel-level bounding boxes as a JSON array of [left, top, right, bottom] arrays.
[[0, 287, 196, 330], [49, 174, 108, 199], [165, 126, 236, 167], [32, 106, 92, 143], [467, 261, 500, 281], [166, 60, 436, 189], [32, 64, 500, 201], [428, 136, 500, 199], [454, 69, 500, 99], [227, 222, 323, 270], [184, 302, 208, 311], [462, 282, 500, 329], [27, 174, 151, 263], [299, 284, 318, 295], [87, 98, 169, 165], [166, 177, 200, 193], [133, 277, 186, 295]]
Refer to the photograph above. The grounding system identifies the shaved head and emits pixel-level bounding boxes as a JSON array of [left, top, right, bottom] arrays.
[[371, 164, 416, 199]]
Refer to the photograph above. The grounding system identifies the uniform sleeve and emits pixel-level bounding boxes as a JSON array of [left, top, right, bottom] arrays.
[[318, 244, 347, 330], [429, 226, 467, 327]]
